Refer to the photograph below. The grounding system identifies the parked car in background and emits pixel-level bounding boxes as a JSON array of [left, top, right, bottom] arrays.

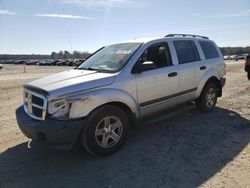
[[243, 53, 249, 58], [73, 59, 85, 66], [37, 60, 46, 66], [56, 60, 69, 66], [244, 55, 250, 80], [64, 60, 73, 66], [1, 60, 15, 64], [4, 60, 15, 64], [26, 60, 39, 65], [235, 55, 245, 60], [66, 60, 74, 66], [14, 60, 27, 65], [49, 60, 59, 66], [229, 55, 237, 60], [228, 54, 245, 61], [39, 60, 53, 66], [0, 60, 5, 64]]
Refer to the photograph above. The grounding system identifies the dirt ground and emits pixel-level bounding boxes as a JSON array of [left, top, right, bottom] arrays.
[[0, 61, 249, 188]]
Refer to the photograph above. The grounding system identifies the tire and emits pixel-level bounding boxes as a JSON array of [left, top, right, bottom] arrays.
[[248, 72, 250, 80], [81, 105, 129, 156], [195, 82, 218, 112]]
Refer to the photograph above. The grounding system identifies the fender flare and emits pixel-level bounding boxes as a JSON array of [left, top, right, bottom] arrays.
[[195, 68, 220, 98]]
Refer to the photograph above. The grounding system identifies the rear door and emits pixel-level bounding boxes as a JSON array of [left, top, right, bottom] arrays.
[[173, 40, 202, 101], [197, 40, 224, 79]]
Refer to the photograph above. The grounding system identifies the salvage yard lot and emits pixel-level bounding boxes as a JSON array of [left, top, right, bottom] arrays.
[[0, 61, 249, 188]]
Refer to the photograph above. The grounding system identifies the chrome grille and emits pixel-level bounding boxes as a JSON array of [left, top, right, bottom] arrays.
[[23, 89, 47, 120]]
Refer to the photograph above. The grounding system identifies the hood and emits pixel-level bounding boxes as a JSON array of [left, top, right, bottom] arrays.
[[25, 69, 116, 97]]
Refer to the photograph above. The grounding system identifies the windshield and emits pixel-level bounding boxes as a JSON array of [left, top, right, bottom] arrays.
[[77, 43, 141, 72]]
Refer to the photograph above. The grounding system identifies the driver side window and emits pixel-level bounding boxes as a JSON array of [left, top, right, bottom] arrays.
[[138, 42, 172, 69]]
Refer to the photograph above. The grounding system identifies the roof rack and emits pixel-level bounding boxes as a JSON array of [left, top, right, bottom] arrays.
[[165, 34, 209, 39]]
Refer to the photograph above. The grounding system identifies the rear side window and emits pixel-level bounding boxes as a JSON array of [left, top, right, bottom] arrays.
[[174, 40, 200, 64], [199, 41, 219, 59]]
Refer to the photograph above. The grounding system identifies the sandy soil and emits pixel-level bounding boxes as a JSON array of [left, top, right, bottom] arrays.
[[0, 62, 249, 188]]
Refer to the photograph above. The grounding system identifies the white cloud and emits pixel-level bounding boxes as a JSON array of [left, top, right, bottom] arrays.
[[0, 9, 16, 15], [217, 39, 250, 47], [61, 0, 144, 8], [191, 13, 202, 16], [193, 9, 250, 18], [209, 9, 250, 18], [35, 13, 94, 19]]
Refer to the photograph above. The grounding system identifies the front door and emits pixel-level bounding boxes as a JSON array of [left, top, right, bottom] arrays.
[[133, 42, 180, 116]]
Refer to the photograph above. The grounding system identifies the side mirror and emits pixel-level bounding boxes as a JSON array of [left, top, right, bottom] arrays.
[[133, 61, 156, 73]]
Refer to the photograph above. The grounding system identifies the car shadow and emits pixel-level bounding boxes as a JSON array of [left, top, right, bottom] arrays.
[[0, 106, 249, 188]]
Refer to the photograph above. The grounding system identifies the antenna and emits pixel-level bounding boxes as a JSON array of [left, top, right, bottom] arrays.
[[68, 29, 73, 53]]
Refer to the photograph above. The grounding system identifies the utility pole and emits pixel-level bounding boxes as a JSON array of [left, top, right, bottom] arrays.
[[69, 29, 73, 54], [23, 62, 26, 73]]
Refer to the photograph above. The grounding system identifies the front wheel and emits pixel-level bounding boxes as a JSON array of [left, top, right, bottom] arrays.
[[81, 105, 129, 156], [196, 82, 218, 112]]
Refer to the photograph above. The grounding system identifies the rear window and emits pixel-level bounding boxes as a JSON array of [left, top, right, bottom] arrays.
[[199, 41, 219, 59], [174, 40, 200, 64]]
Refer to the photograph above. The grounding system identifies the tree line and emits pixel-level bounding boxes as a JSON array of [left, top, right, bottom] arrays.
[[0, 47, 250, 61], [50, 50, 91, 60], [220, 46, 250, 56], [0, 50, 91, 61]]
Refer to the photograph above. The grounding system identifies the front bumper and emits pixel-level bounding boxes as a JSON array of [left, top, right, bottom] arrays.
[[16, 106, 85, 149], [220, 78, 226, 87]]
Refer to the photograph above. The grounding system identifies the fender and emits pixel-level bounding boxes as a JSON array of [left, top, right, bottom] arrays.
[[195, 67, 220, 98], [67, 88, 139, 119]]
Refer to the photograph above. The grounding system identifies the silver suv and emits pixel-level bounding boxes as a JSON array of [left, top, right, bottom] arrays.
[[16, 34, 226, 156]]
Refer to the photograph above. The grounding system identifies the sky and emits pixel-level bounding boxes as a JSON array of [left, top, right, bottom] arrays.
[[0, 0, 250, 54]]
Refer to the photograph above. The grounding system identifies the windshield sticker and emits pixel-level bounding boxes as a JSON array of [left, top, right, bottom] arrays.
[[115, 54, 126, 61], [115, 50, 131, 55]]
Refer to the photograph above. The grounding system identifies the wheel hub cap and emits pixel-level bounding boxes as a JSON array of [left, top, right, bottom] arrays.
[[95, 116, 123, 148], [206, 88, 216, 108]]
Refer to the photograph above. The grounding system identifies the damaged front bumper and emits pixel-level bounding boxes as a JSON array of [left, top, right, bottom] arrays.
[[16, 106, 85, 150]]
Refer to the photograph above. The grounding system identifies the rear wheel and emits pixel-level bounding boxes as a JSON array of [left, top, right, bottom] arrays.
[[248, 72, 250, 80], [81, 105, 129, 156], [196, 82, 218, 112]]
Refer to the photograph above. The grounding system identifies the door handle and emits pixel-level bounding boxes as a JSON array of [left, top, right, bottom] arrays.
[[168, 72, 178, 77], [200, 66, 206, 70]]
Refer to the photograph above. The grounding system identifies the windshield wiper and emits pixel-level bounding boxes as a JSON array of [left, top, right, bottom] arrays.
[[77, 67, 99, 71], [77, 66, 114, 73]]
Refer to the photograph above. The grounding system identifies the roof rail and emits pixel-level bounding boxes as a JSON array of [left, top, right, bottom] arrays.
[[165, 34, 209, 39]]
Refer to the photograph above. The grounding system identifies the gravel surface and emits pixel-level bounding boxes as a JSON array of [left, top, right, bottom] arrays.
[[0, 62, 249, 188]]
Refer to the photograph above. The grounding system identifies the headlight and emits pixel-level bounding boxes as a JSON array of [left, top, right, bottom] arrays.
[[48, 99, 70, 120]]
